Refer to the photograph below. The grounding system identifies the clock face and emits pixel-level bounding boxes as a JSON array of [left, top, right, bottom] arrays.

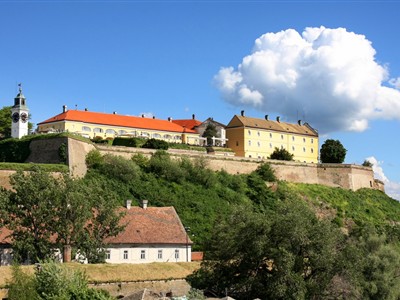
[[12, 112, 19, 123], [20, 112, 28, 123]]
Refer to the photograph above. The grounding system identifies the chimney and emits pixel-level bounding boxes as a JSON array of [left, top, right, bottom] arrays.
[[84, 108, 88, 111], [265, 115, 269, 120], [62, 105, 67, 113], [241, 110, 245, 117], [142, 114, 145, 118], [126, 200, 132, 210], [192, 114, 195, 120], [152, 116, 155, 119], [276, 116, 280, 122], [113, 111, 117, 114], [297, 120, 302, 125], [140, 199, 148, 209], [168, 117, 172, 122]]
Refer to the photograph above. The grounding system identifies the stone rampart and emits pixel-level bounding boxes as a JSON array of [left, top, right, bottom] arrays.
[[0, 137, 382, 192]]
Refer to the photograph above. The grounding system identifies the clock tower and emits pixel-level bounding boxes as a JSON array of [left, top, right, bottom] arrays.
[[11, 83, 29, 139]]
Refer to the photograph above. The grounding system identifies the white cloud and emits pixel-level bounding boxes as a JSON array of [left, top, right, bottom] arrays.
[[389, 77, 400, 89], [215, 27, 400, 133], [365, 156, 400, 201]]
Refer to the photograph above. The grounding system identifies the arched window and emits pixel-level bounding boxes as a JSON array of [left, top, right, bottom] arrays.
[[93, 128, 103, 133], [118, 130, 127, 135], [141, 132, 150, 137], [164, 134, 172, 139], [153, 133, 161, 138], [106, 129, 116, 134], [174, 135, 181, 140], [82, 126, 91, 132]]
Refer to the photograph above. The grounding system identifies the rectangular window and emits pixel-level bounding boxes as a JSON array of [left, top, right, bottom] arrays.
[[175, 249, 180, 259], [311, 138, 314, 144], [123, 250, 128, 260], [140, 250, 146, 260], [158, 250, 163, 259], [106, 250, 111, 260]]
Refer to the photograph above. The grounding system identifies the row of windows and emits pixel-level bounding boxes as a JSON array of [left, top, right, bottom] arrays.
[[247, 130, 314, 143], [108, 249, 180, 260], [243, 140, 314, 153], [82, 126, 181, 140]]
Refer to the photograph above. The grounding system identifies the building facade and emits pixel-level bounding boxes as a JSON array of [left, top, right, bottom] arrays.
[[37, 107, 200, 144], [226, 113, 319, 163]]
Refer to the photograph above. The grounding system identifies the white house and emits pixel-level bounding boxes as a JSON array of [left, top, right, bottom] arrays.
[[104, 199, 192, 264], [0, 200, 192, 265]]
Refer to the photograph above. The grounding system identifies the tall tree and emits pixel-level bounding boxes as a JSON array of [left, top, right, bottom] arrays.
[[202, 123, 218, 146], [1, 167, 124, 263], [320, 139, 347, 163], [0, 106, 12, 138]]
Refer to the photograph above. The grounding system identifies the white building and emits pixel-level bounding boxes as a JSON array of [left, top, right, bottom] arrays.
[[104, 200, 192, 264]]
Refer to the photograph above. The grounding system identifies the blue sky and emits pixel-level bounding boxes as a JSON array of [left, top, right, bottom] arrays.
[[1, 0, 399, 199]]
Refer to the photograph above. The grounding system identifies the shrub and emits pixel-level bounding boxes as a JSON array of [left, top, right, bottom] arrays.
[[85, 149, 104, 168], [255, 162, 276, 182], [112, 137, 146, 147], [268, 147, 294, 161], [0, 138, 31, 162], [320, 139, 347, 163], [58, 142, 68, 164], [362, 160, 373, 167], [142, 138, 169, 150]]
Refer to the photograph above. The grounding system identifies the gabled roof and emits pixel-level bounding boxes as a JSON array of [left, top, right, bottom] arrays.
[[226, 115, 318, 137], [38, 110, 197, 133], [172, 119, 202, 130], [105, 206, 192, 245]]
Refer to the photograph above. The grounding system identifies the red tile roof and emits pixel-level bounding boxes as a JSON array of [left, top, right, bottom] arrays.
[[38, 110, 197, 133], [105, 206, 192, 245], [0, 227, 12, 245], [172, 119, 202, 131]]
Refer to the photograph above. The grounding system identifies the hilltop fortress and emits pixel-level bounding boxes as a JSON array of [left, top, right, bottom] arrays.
[[3, 136, 381, 193]]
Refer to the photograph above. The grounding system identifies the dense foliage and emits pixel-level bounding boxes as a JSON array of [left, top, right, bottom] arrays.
[[202, 123, 218, 146], [269, 147, 294, 161], [0, 167, 125, 263], [320, 139, 347, 163], [142, 138, 169, 149], [7, 262, 113, 300]]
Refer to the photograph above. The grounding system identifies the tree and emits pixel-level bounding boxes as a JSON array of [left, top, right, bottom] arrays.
[[0, 106, 33, 138], [362, 160, 373, 167], [188, 201, 343, 299], [0, 106, 12, 138], [1, 167, 124, 263], [269, 147, 294, 161], [320, 139, 347, 163], [202, 123, 218, 146]]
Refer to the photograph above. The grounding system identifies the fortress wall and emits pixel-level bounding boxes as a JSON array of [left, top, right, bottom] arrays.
[[14, 138, 380, 192], [26, 137, 68, 164], [67, 138, 96, 177]]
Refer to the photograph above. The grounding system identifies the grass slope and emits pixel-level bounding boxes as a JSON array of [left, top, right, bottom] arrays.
[[284, 182, 400, 226]]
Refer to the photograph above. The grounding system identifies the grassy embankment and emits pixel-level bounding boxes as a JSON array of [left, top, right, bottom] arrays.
[[0, 262, 200, 287]]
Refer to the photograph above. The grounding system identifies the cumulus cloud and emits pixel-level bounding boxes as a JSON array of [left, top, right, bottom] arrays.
[[365, 156, 400, 201], [215, 27, 400, 133]]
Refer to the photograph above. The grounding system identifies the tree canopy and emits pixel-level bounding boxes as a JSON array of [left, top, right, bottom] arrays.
[[320, 139, 347, 163], [202, 123, 218, 146], [0, 167, 124, 263], [268, 147, 294, 161]]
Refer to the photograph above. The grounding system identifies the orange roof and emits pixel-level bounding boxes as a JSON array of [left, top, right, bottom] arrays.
[[38, 110, 197, 133], [172, 119, 202, 131], [0, 227, 12, 245], [105, 206, 192, 245]]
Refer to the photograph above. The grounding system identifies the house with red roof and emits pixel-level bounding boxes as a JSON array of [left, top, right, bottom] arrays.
[[104, 200, 192, 264], [37, 106, 201, 145], [0, 200, 192, 265]]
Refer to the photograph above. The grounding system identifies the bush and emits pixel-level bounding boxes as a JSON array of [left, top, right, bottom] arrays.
[[142, 138, 169, 150], [362, 160, 373, 167], [268, 147, 294, 161], [85, 149, 104, 168], [112, 137, 146, 147], [255, 162, 276, 182], [0, 138, 31, 162]]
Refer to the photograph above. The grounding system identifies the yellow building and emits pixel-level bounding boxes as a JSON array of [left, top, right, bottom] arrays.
[[226, 113, 319, 163], [37, 106, 200, 144]]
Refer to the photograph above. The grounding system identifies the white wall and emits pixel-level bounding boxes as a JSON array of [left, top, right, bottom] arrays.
[[106, 244, 191, 264]]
